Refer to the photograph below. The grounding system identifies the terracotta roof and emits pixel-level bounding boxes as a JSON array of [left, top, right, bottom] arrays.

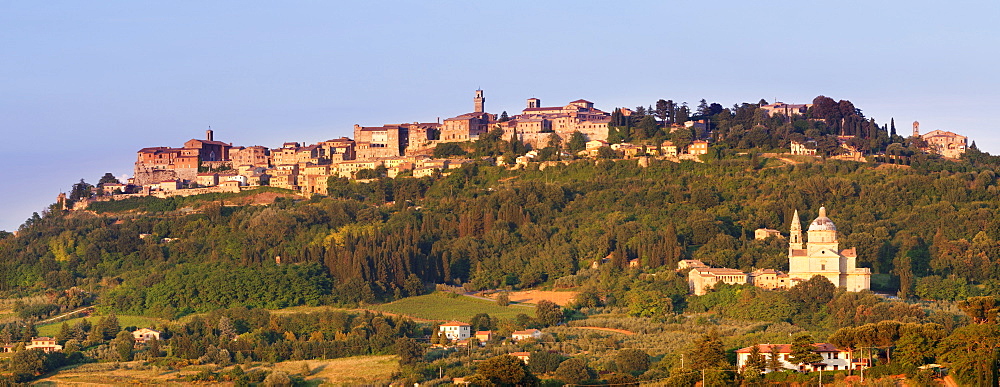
[[138, 147, 180, 153], [475, 331, 491, 335], [510, 351, 530, 356], [446, 112, 490, 120], [790, 249, 808, 257], [189, 139, 232, 147], [440, 321, 470, 327], [695, 267, 746, 275], [523, 107, 563, 112], [512, 329, 540, 335], [569, 99, 593, 104]]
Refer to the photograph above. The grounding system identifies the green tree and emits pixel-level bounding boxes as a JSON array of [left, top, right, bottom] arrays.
[[112, 330, 134, 361], [433, 142, 467, 158], [615, 348, 650, 375], [895, 323, 944, 367], [743, 345, 766, 374], [475, 354, 537, 385], [535, 300, 562, 326], [765, 350, 783, 372], [470, 313, 493, 331], [528, 350, 564, 374], [394, 337, 423, 365], [10, 349, 47, 380], [686, 331, 728, 370], [787, 275, 836, 314], [938, 323, 1000, 386], [496, 292, 510, 307], [98, 172, 120, 186], [655, 99, 671, 124], [69, 179, 93, 201], [554, 357, 593, 384], [958, 296, 1000, 324], [788, 334, 821, 367], [567, 131, 588, 155]]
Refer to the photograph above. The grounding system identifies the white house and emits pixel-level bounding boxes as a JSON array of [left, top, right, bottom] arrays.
[[736, 343, 865, 373], [25, 337, 62, 352], [510, 329, 542, 342], [132, 328, 161, 343], [438, 321, 472, 341]]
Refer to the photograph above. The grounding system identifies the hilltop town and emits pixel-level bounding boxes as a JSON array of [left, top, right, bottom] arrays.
[[69, 91, 969, 206], [8, 95, 1000, 384]]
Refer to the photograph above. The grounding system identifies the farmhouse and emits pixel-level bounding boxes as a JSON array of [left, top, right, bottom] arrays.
[[511, 329, 542, 342], [736, 343, 863, 373], [438, 321, 472, 341]]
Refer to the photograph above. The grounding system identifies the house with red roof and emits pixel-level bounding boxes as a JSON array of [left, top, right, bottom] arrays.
[[736, 343, 864, 373]]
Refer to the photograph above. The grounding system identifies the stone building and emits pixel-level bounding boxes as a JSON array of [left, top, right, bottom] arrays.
[[760, 102, 812, 117], [790, 140, 817, 156], [498, 97, 611, 148], [787, 207, 870, 291], [230, 145, 271, 168], [354, 124, 410, 158], [440, 90, 495, 143], [921, 129, 967, 159], [317, 137, 357, 162], [688, 267, 749, 296], [133, 130, 233, 185]]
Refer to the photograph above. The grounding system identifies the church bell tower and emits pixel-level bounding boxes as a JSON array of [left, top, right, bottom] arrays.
[[474, 89, 485, 113], [789, 209, 803, 254]]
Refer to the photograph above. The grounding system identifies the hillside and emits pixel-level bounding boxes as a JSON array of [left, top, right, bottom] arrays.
[[6, 155, 1000, 312], [4, 153, 1000, 384]]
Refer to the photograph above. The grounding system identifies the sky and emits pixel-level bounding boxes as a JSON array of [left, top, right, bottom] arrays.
[[1, 1, 998, 231]]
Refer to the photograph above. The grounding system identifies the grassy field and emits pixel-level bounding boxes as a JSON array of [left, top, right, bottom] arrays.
[[35, 355, 399, 385], [277, 356, 399, 385], [370, 292, 533, 322], [37, 314, 165, 337]]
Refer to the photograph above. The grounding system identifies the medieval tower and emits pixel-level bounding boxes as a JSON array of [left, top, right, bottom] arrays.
[[474, 89, 485, 113]]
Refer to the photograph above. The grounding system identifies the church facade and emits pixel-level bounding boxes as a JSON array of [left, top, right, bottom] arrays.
[[787, 207, 870, 291]]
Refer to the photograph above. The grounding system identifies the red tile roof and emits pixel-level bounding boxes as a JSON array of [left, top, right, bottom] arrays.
[[736, 343, 843, 354]]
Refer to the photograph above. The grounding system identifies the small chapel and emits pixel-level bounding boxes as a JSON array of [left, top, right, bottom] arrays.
[[787, 207, 871, 291]]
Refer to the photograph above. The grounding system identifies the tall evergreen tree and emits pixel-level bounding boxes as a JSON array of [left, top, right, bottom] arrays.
[[789, 334, 822, 366]]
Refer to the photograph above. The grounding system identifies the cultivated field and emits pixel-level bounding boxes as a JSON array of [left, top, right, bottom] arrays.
[[370, 292, 532, 322], [496, 289, 579, 306], [34, 355, 400, 385], [37, 314, 164, 337], [275, 356, 399, 385]]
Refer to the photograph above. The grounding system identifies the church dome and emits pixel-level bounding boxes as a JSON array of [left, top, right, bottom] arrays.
[[808, 207, 837, 231]]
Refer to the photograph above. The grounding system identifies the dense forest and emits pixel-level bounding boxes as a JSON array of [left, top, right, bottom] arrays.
[[6, 149, 1000, 314]]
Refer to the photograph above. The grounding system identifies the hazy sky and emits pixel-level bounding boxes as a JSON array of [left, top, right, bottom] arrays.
[[2, 1, 998, 231]]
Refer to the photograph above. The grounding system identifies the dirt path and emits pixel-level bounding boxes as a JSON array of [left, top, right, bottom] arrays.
[[575, 326, 635, 335], [39, 306, 93, 324]]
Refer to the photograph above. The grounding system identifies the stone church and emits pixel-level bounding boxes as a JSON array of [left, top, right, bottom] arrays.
[[787, 207, 871, 291]]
